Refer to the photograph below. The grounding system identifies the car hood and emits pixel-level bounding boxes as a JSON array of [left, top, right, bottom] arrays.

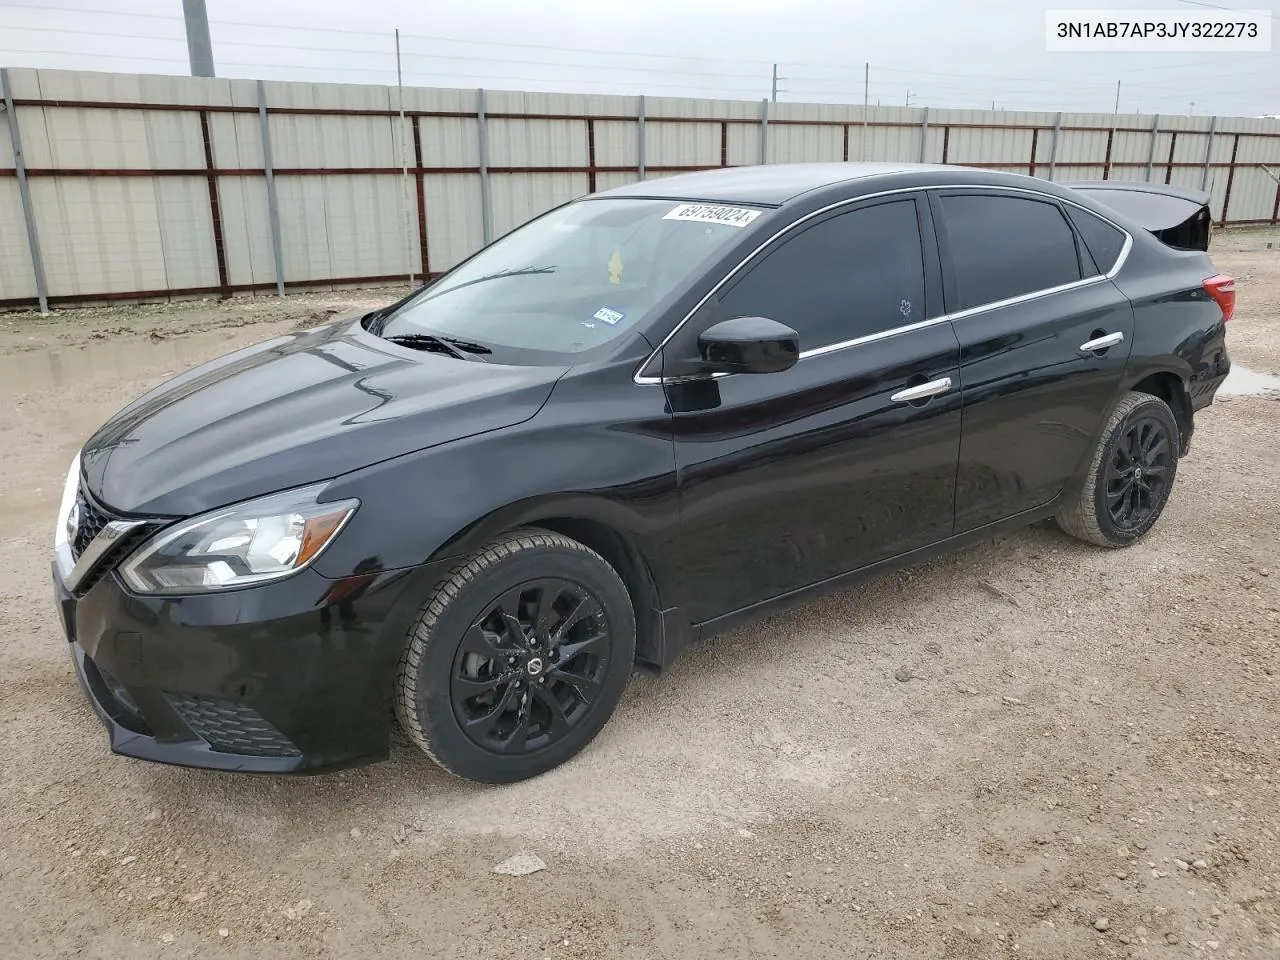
[[81, 320, 566, 516]]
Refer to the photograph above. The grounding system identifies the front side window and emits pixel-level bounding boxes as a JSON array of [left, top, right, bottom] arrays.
[[939, 194, 1082, 311], [716, 200, 927, 352], [377, 199, 764, 364]]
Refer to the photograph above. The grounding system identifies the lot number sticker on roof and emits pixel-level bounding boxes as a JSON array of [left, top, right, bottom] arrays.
[[663, 203, 762, 227]]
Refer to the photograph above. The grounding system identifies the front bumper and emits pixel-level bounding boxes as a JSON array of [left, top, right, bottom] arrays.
[[53, 558, 442, 774]]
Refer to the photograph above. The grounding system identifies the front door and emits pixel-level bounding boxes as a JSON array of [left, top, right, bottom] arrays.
[[661, 195, 964, 625], [930, 190, 1136, 531]]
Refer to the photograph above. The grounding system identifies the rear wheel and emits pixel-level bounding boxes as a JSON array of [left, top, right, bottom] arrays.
[[1057, 391, 1179, 548], [394, 529, 635, 783]]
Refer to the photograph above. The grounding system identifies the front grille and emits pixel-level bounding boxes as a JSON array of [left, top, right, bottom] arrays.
[[72, 491, 110, 558], [166, 693, 301, 757], [70, 490, 162, 594], [75, 526, 156, 594]]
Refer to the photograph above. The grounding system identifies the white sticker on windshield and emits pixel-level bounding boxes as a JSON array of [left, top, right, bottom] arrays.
[[592, 306, 625, 326], [662, 203, 762, 228]]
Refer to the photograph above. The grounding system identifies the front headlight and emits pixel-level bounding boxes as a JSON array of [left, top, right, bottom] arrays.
[[54, 452, 82, 556], [119, 484, 359, 595], [53, 453, 82, 580]]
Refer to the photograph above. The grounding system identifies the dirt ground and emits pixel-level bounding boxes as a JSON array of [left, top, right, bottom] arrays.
[[1, 231, 1278, 960]]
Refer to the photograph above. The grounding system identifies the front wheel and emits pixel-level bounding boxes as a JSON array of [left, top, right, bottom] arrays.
[[1057, 391, 1180, 548], [394, 528, 635, 783]]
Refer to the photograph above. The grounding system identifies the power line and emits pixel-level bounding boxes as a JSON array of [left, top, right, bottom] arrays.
[[0, 47, 188, 65], [1175, 0, 1280, 18], [215, 38, 770, 80], [0, 4, 779, 66], [2, 24, 185, 43], [4, 2, 1275, 93]]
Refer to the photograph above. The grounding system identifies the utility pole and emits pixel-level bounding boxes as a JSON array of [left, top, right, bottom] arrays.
[[861, 61, 869, 161], [395, 29, 415, 287], [905, 89, 915, 107], [181, 0, 215, 77], [1189, 100, 1195, 116], [1113, 80, 1122, 114], [771, 63, 778, 103]]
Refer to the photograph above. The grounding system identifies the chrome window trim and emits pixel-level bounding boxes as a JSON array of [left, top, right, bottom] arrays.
[[633, 182, 1133, 385]]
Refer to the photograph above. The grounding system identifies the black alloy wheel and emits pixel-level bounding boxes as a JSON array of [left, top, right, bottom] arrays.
[[1056, 390, 1180, 548], [394, 528, 635, 783], [451, 578, 610, 756], [1104, 414, 1173, 532]]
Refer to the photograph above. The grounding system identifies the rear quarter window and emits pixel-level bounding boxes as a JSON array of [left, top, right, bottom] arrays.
[[939, 195, 1082, 312], [1066, 206, 1127, 275]]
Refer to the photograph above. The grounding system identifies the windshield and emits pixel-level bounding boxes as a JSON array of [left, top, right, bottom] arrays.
[[376, 198, 765, 364]]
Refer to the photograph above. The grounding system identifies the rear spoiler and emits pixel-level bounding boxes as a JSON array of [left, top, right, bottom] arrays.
[[1064, 181, 1212, 251]]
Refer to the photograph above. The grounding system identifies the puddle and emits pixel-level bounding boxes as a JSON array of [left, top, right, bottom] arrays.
[[0, 332, 259, 526], [1218, 364, 1280, 397], [0, 330, 248, 399]]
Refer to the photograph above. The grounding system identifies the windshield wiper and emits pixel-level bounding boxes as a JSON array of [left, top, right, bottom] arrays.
[[384, 333, 488, 361], [417, 265, 556, 303], [436, 336, 492, 355]]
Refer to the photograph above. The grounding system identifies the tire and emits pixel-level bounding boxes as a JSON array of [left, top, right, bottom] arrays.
[[394, 528, 635, 783], [1057, 391, 1180, 548]]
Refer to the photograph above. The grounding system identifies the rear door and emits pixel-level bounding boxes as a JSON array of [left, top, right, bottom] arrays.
[[930, 189, 1136, 532], [664, 194, 963, 624]]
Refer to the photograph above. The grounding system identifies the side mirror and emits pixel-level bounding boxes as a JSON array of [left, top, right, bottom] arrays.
[[697, 316, 799, 375]]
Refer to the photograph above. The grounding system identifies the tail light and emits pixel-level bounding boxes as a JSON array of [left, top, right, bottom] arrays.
[[1203, 274, 1236, 323]]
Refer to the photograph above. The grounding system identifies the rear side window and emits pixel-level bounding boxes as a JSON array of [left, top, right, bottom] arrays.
[[939, 195, 1082, 312], [1067, 206, 1127, 274], [718, 199, 926, 351]]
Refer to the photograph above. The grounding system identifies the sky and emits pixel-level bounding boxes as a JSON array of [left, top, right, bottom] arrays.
[[0, 0, 1276, 116]]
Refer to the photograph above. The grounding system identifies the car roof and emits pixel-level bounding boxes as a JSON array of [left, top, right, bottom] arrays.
[[593, 162, 962, 206]]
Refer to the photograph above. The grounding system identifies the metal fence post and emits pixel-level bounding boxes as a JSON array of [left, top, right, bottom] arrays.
[[760, 98, 769, 165], [918, 106, 929, 163], [1145, 113, 1160, 182], [1047, 111, 1062, 182], [2, 68, 49, 313], [1200, 115, 1217, 192], [637, 95, 646, 180], [256, 80, 285, 297], [477, 88, 492, 246]]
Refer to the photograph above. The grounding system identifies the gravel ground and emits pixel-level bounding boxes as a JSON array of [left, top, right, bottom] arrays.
[[1, 231, 1278, 959]]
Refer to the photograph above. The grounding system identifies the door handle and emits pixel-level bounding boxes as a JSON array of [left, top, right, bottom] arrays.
[[891, 377, 953, 403], [1079, 331, 1124, 354]]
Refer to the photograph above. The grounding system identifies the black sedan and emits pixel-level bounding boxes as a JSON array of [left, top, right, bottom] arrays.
[[52, 163, 1235, 783]]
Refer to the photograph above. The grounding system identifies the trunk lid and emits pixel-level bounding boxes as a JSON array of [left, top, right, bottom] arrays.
[[1066, 181, 1213, 251]]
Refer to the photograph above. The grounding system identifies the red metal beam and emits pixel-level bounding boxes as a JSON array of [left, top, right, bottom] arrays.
[[941, 126, 950, 164], [0, 273, 429, 311], [1165, 132, 1177, 184], [842, 124, 850, 162], [1272, 181, 1280, 225], [1219, 133, 1241, 225], [0, 158, 1255, 182], [9, 99, 1280, 140], [1028, 127, 1039, 177], [198, 110, 230, 298], [586, 118, 597, 193], [1102, 128, 1115, 180], [720, 122, 728, 167]]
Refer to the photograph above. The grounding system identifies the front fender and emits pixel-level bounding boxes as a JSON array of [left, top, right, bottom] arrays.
[[311, 362, 679, 584]]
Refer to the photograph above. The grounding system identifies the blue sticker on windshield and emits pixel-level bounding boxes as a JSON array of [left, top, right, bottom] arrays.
[[592, 306, 625, 326]]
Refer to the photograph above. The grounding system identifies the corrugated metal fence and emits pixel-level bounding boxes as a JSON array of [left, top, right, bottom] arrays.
[[3, 67, 1279, 311]]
